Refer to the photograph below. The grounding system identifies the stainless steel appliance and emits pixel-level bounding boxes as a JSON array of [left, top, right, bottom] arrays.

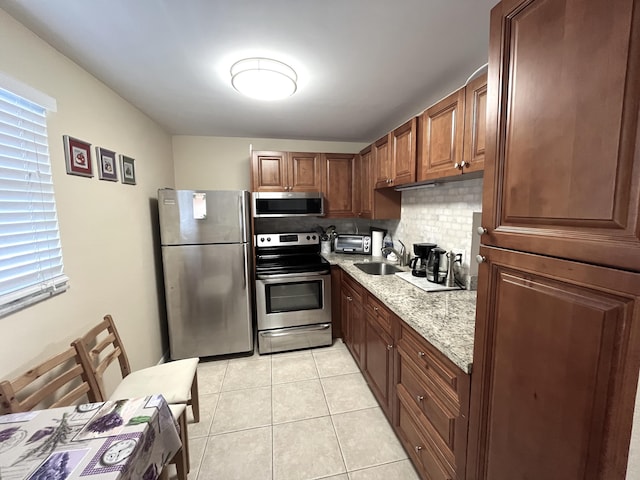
[[334, 234, 371, 254], [255, 232, 332, 354], [252, 191, 324, 217], [426, 246, 447, 284], [158, 189, 253, 360], [408, 243, 437, 277]]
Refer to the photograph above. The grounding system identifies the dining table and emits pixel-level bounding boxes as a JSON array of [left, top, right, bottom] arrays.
[[0, 394, 181, 480]]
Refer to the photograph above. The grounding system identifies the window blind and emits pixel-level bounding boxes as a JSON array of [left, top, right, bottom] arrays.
[[0, 87, 68, 317]]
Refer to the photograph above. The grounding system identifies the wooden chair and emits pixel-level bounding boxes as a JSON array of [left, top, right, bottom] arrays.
[[71, 314, 200, 422], [72, 315, 197, 480], [0, 347, 100, 413]]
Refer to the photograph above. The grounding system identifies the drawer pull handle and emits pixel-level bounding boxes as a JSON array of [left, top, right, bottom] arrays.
[[415, 445, 423, 453], [416, 395, 424, 402], [418, 351, 426, 357]]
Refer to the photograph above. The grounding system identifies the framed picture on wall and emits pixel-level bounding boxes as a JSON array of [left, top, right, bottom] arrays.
[[120, 155, 136, 185], [96, 147, 118, 181], [63, 135, 93, 177]]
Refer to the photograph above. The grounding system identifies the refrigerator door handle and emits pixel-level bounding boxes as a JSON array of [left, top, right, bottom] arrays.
[[242, 243, 247, 289], [239, 192, 247, 242]]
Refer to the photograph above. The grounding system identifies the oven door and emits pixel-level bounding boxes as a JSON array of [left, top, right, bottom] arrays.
[[256, 271, 331, 330]]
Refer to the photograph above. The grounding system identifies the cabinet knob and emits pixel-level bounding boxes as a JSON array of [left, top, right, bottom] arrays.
[[476, 255, 486, 264], [374, 306, 379, 311], [418, 351, 425, 358], [415, 446, 423, 453], [416, 395, 424, 402], [460, 161, 467, 168], [347, 296, 353, 301], [454, 162, 459, 169], [477, 226, 487, 235], [387, 344, 393, 350]]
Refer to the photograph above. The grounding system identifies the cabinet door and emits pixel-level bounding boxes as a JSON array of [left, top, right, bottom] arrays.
[[418, 89, 465, 182], [340, 285, 352, 346], [349, 294, 365, 369], [373, 134, 393, 188], [462, 74, 487, 174], [287, 152, 322, 192], [359, 149, 373, 218], [364, 312, 394, 418], [392, 118, 418, 186], [323, 154, 357, 217], [467, 246, 640, 480], [481, 0, 640, 271], [251, 151, 287, 192]]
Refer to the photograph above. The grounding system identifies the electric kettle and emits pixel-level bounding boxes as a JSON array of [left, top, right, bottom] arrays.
[[426, 247, 447, 284]]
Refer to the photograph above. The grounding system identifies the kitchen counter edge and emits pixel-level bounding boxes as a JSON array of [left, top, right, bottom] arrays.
[[324, 253, 476, 374]]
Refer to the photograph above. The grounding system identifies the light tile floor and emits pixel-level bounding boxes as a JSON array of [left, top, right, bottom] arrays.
[[167, 339, 420, 480]]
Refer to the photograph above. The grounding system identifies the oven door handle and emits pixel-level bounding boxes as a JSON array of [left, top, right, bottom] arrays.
[[256, 271, 330, 280], [260, 324, 331, 337]]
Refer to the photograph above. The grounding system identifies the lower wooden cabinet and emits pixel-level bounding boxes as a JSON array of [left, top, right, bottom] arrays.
[[363, 306, 394, 417], [337, 271, 470, 480]]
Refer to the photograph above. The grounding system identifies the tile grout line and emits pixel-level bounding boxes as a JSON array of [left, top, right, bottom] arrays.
[[316, 352, 349, 477]]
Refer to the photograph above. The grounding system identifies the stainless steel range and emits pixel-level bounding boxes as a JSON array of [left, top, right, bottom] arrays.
[[255, 232, 332, 354]]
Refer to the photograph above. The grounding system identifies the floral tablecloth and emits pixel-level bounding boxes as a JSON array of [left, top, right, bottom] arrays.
[[0, 395, 181, 480]]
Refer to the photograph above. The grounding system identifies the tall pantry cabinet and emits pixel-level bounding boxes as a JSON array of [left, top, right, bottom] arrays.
[[468, 1, 640, 479]]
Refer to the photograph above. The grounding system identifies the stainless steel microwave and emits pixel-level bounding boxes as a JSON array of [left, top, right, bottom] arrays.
[[252, 192, 324, 218], [334, 234, 371, 254]]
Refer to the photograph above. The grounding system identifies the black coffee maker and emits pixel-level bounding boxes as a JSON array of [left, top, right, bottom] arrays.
[[409, 243, 437, 277]]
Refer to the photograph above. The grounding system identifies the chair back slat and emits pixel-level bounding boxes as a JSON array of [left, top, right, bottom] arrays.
[[72, 315, 133, 402], [51, 383, 91, 409], [0, 347, 100, 414]]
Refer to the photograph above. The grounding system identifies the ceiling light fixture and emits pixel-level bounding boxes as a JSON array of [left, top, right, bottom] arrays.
[[230, 57, 297, 101]]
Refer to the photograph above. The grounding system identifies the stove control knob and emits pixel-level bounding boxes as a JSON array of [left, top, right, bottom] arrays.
[[312, 235, 316, 240], [260, 237, 265, 243], [307, 235, 311, 240], [267, 237, 271, 242]]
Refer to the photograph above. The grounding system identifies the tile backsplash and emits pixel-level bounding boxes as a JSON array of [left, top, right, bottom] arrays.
[[254, 176, 483, 289], [393, 177, 483, 289]]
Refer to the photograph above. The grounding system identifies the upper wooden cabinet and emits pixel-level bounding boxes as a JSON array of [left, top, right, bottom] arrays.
[[479, 0, 640, 272], [462, 73, 487, 174], [356, 147, 401, 220], [358, 148, 373, 218], [418, 89, 465, 181], [373, 134, 392, 188], [373, 118, 418, 188], [322, 153, 357, 218], [392, 118, 418, 186], [251, 150, 322, 192], [417, 74, 487, 182]]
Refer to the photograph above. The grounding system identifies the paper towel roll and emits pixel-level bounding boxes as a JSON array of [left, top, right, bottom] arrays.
[[372, 231, 384, 257]]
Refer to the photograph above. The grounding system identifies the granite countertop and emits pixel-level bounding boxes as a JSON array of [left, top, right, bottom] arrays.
[[323, 253, 476, 374]]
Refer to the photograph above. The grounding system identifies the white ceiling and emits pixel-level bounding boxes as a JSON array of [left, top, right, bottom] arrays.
[[0, 0, 496, 143]]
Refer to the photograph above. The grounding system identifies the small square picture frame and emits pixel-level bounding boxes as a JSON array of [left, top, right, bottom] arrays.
[[120, 155, 136, 185], [96, 147, 118, 182], [63, 135, 93, 177]]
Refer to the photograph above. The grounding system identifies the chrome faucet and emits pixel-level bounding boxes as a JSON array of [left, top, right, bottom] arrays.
[[381, 240, 408, 266]]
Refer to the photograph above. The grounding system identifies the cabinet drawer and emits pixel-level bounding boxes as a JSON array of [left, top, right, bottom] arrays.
[[342, 273, 363, 299], [398, 395, 454, 480], [364, 293, 392, 334], [399, 324, 459, 400], [398, 351, 457, 452]]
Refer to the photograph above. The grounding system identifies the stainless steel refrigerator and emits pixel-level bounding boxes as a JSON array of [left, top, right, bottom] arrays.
[[158, 189, 253, 360]]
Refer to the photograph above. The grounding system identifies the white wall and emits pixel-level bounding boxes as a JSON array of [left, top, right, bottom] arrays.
[[172, 135, 366, 190], [0, 10, 175, 394]]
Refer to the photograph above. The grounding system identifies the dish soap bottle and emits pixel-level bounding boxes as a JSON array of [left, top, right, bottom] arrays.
[[383, 233, 393, 258]]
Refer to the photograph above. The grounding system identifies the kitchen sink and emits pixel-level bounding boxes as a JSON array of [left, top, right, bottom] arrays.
[[353, 262, 402, 275]]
